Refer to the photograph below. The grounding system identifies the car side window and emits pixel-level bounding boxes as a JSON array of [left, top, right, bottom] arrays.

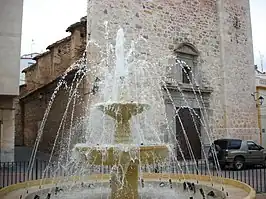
[[247, 141, 260, 150], [228, 140, 242, 149]]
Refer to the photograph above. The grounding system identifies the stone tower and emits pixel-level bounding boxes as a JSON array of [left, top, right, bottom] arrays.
[[86, 0, 258, 152]]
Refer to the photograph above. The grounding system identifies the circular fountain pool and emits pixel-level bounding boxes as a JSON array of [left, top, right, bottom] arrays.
[[0, 174, 255, 199], [11, 180, 226, 199], [26, 186, 221, 199]]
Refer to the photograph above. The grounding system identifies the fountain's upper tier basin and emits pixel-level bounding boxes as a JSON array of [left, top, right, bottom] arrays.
[[74, 144, 169, 165], [95, 102, 150, 120]]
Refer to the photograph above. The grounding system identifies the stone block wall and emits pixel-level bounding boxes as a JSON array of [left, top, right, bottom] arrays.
[[16, 18, 88, 152], [14, 96, 23, 146], [220, 0, 258, 138], [24, 38, 71, 92], [23, 20, 86, 94], [70, 26, 87, 61], [87, 0, 258, 143], [36, 52, 53, 85], [20, 75, 85, 154], [48, 37, 72, 80]]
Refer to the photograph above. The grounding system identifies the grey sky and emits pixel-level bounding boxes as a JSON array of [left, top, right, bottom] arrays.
[[21, 0, 86, 54], [21, 0, 266, 68], [250, 0, 266, 70]]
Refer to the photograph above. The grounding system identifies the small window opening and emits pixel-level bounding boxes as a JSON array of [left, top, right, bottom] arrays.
[[182, 66, 191, 84]]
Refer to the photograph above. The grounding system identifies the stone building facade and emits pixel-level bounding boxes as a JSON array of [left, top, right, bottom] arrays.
[[16, 17, 87, 153], [87, 0, 258, 157]]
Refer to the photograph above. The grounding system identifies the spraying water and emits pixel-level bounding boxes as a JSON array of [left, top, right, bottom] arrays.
[[21, 26, 229, 199]]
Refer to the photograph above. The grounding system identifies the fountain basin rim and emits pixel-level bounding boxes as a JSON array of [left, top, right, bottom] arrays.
[[74, 144, 170, 151], [0, 173, 256, 199], [94, 101, 150, 106], [74, 144, 169, 165], [94, 101, 151, 110]]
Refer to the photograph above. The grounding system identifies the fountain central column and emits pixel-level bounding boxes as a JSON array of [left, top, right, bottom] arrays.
[[110, 107, 139, 199], [87, 102, 168, 199]]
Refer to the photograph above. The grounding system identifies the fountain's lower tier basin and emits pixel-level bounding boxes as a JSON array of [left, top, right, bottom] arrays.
[[74, 145, 169, 165], [0, 174, 256, 199]]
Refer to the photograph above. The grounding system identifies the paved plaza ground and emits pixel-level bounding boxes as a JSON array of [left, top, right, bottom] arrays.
[[257, 194, 266, 199]]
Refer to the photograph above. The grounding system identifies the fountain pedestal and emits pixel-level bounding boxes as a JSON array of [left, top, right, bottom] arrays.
[[100, 102, 142, 199], [110, 162, 139, 199], [99, 102, 154, 199], [75, 102, 169, 199], [97, 102, 147, 144]]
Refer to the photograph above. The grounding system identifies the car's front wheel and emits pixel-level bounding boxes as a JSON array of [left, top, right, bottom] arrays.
[[233, 156, 245, 170]]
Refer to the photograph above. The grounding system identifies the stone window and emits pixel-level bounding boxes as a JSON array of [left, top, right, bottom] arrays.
[[174, 43, 199, 84]]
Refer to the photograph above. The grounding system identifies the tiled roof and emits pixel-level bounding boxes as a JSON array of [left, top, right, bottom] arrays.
[[66, 16, 87, 32]]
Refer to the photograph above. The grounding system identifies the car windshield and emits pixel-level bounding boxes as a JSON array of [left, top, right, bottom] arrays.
[[214, 139, 242, 150]]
